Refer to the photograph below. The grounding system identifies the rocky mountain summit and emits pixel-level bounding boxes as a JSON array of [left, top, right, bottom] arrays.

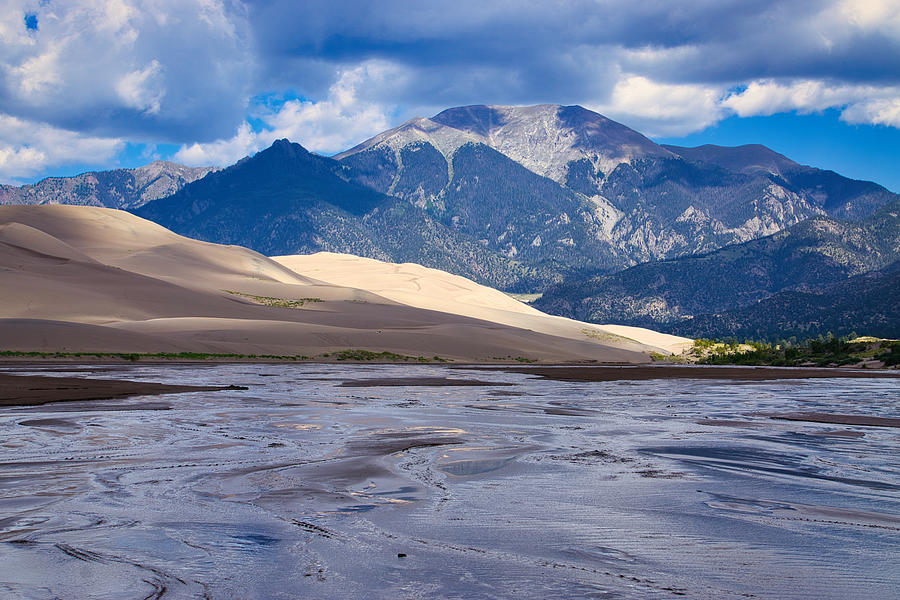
[[663, 144, 893, 221], [340, 104, 672, 185]]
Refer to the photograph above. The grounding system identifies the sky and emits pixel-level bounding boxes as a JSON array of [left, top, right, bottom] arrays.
[[1, 0, 899, 191]]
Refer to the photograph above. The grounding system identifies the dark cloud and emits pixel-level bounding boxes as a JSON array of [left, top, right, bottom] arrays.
[[248, 0, 900, 102], [5, 0, 898, 143], [2, 0, 898, 181]]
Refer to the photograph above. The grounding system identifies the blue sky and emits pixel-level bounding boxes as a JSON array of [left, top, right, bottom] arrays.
[[2, 1, 899, 192]]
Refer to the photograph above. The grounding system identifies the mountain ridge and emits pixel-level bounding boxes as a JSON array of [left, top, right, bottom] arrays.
[[0, 161, 215, 210], [533, 197, 900, 334], [668, 261, 900, 341]]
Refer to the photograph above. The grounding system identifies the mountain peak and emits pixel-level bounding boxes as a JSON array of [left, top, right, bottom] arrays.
[[244, 139, 315, 167], [431, 103, 672, 182], [339, 103, 673, 184], [265, 138, 309, 154]]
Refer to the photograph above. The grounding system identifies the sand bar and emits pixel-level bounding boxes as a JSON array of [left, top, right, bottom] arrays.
[[761, 412, 900, 428], [0, 373, 242, 407]]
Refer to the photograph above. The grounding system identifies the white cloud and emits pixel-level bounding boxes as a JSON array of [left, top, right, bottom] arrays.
[[260, 62, 397, 152], [10, 44, 62, 98], [835, 0, 900, 38], [115, 60, 165, 114], [723, 80, 848, 116], [174, 61, 399, 166], [0, 113, 122, 183], [591, 75, 727, 137], [841, 97, 900, 128], [723, 79, 900, 127], [0, 0, 252, 141], [174, 121, 259, 167]]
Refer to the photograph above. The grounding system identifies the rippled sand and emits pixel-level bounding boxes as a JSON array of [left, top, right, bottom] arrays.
[[1, 364, 898, 599]]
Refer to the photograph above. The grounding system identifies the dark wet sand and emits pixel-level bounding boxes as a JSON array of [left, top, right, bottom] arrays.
[[763, 412, 900, 428], [476, 365, 900, 382], [0, 373, 241, 407]]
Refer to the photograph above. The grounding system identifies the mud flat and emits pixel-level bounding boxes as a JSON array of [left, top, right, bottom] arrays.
[[0, 363, 898, 599], [0, 372, 240, 407], [761, 411, 900, 428]]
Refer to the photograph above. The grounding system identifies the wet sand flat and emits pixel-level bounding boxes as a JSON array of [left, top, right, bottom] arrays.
[[0, 372, 237, 406], [1, 363, 898, 599], [762, 411, 900, 428]]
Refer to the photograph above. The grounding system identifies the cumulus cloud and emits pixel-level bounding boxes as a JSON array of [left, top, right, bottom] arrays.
[[243, 0, 900, 139], [835, 0, 900, 39], [174, 61, 399, 166], [0, 0, 252, 142], [0, 113, 122, 183], [174, 121, 259, 167], [115, 60, 165, 115], [841, 98, 900, 128], [592, 76, 727, 137], [723, 79, 900, 127]]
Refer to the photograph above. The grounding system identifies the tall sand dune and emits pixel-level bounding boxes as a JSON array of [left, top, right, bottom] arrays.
[[275, 252, 692, 354], [0, 205, 689, 362]]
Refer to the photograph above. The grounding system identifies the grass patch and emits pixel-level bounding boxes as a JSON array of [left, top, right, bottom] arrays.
[[224, 290, 323, 308], [506, 292, 543, 303], [581, 328, 636, 344], [491, 355, 535, 363], [329, 349, 451, 362], [0, 348, 451, 364]]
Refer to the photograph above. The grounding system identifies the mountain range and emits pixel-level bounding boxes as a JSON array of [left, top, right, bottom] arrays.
[[670, 262, 900, 341], [0, 161, 215, 209], [535, 197, 900, 339], [134, 105, 896, 292], [4, 103, 898, 339]]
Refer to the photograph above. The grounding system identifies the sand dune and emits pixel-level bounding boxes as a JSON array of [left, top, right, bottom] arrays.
[[275, 252, 692, 354], [0, 205, 689, 362]]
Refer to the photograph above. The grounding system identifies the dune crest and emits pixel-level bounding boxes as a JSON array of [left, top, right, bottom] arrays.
[[0, 205, 688, 362]]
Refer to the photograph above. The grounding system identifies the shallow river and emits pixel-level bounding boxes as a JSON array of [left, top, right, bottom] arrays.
[[1, 364, 898, 599]]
